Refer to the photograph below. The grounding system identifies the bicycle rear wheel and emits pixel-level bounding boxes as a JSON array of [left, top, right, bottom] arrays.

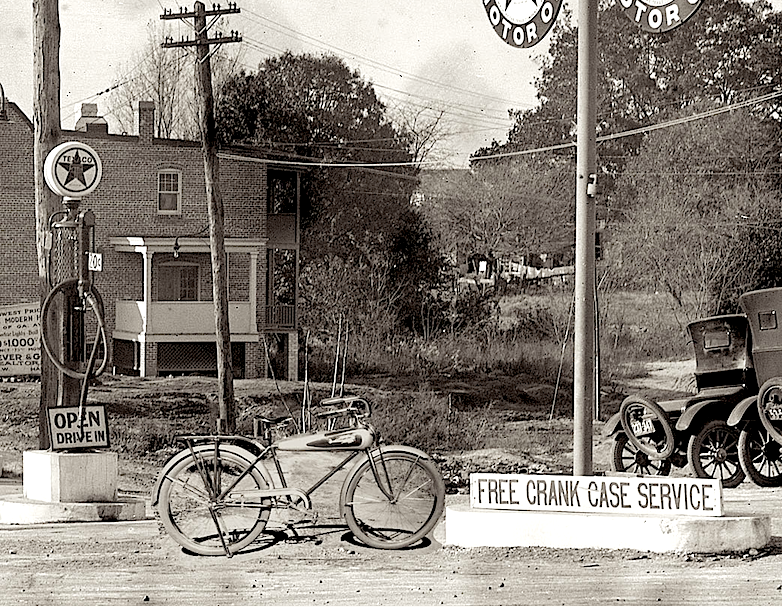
[[157, 446, 272, 556], [342, 448, 445, 549]]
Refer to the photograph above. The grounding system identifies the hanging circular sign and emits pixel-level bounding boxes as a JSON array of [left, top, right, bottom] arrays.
[[618, 0, 704, 33], [43, 141, 103, 198], [482, 0, 563, 48]]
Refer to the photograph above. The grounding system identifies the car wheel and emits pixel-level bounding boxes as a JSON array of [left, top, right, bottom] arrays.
[[611, 433, 672, 476], [738, 422, 782, 487], [756, 378, 782, 445], [687, 419, 745, 488]]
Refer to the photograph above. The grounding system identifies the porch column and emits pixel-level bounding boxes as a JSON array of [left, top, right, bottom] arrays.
[[140, 248, 153, 377], [249, 250, 258, 333]]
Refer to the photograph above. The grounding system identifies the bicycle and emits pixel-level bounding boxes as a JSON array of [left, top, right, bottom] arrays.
[[151, 395, 446, 557]]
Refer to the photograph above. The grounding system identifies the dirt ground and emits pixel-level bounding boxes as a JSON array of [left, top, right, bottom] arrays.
[[4, 361, 780, 605]]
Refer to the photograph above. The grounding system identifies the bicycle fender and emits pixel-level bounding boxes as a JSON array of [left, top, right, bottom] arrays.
[[150, 443, 259, 507], [338, 445, 434, 520], [727, 395, 758, 427]]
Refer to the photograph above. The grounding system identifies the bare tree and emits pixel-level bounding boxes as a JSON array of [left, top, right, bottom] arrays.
[[388, 101, 455, 167], [418, 159, 574, 262], [106, 22, 242, 140]]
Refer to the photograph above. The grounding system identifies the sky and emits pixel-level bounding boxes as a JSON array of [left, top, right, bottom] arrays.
[[3, 0, 550, 167]]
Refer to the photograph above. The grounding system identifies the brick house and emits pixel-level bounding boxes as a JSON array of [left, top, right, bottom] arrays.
[[0, 88, 300, 380]]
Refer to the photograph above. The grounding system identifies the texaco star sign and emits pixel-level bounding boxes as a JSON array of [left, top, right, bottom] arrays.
[[43, 141, 103, 198], [481, 0, 563, 48], [619, 0, 704, 32]]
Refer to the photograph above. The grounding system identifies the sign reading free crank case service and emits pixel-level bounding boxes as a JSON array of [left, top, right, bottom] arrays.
[[471, 473, 723, 517]]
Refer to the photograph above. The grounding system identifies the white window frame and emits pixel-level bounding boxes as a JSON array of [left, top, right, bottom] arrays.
[[158, 169, 182, 215], [158, 262, 200, 302]]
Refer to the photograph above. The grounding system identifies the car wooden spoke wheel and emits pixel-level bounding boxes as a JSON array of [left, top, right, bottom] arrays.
[[687, 420, 744, 489], [611, 432, 672, 476], [738, 422, 782, 487]]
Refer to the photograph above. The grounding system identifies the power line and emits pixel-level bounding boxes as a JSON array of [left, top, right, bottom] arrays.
[[472, 90, 782, 162], [239, 7, 532, 110]]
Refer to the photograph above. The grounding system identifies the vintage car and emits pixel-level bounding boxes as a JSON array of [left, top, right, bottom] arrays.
[[605, 313, 757, 488], [726, 287, 782, 487]]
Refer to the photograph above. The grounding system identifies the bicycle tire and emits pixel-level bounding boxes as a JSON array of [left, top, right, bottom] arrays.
[[157, 445, 273, 556], [341, 447, 445, 550]]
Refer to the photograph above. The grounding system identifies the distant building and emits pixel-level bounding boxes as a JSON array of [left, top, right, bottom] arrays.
[[0, 88, 301, 380]]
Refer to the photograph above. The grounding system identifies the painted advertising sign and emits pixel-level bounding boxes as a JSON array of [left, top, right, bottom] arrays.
[[618, 0, 704, 33], [481, 0, 563, 48], [0, 302, 40, 376], [47, 405, 110, 450], [471, 473, 723, 517]]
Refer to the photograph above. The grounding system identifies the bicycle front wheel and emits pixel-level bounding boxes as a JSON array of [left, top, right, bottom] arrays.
[[157, 446, 272, 556], [342, 448, 445, 549]]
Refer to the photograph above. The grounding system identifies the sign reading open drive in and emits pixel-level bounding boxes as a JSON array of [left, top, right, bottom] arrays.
[[0, 302, 40, 376], [48, 405, 110, 450], [471, 473, 723, 517]]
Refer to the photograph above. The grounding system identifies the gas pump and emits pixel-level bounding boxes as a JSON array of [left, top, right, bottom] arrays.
[[40, 141, 108, 449]]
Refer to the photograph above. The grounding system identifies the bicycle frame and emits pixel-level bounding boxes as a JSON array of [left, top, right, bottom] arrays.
[[162, 425, 399, 516]]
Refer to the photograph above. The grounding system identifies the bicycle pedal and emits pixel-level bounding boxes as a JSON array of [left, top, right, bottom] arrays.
[[279, 508, 318, 525]]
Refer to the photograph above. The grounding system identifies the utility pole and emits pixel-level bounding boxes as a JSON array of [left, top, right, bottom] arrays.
[[33, 0, 70, 448], [161, 2, 241, 433], [573, 0, 598, 475]]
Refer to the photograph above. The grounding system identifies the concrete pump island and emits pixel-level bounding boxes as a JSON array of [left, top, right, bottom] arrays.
[[445, 472, 770, 553]]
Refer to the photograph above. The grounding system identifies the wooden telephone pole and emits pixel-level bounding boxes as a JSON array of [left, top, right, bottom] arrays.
[[33, 0, 68, 448], [161, 2, 241, 433]]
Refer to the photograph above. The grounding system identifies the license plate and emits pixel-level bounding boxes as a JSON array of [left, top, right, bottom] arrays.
[[631, 418, 655, 436], [767, 407, 782, 421]]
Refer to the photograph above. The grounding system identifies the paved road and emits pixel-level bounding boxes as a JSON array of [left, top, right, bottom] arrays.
[[1, 480, 782, 605]]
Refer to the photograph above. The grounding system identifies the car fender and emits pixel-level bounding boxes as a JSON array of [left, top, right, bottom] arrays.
[[675, 399, 724, 432], [150, 441, 261, 507], [603, 412, 622, 437], [338, 445, 434, 520], [727, 395, 758, 427]]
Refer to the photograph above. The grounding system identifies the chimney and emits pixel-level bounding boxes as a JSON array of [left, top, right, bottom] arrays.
[[138, 101, 155, 142], [74, 103, 108, 134]]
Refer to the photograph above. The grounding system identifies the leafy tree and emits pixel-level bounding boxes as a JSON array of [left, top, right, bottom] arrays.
[[476, 0, 782, 175], [216, 52, 443, 339]]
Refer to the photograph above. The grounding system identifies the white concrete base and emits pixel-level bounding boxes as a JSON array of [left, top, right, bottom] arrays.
[[23, 450, 117, 503], [444, 504, 771, 553], [0, 494, 146, 524]]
